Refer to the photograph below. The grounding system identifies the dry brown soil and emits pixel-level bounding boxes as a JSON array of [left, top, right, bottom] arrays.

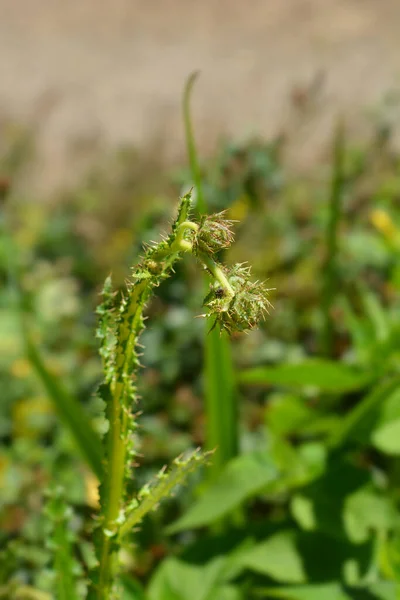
[[1, 0, 400, 188]]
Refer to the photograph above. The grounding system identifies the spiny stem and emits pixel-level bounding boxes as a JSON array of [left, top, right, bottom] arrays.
[[91, 192, 270, 598], [93, 195, 194, 599]]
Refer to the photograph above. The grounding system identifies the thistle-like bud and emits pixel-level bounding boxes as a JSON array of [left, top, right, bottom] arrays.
[[193, 211, 235, 255], [204, 263, 272, 333]]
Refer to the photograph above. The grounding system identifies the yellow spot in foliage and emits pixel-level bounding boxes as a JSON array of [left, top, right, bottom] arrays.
[[0, 453, 9, 483], [228, 195, 249, 221], [12, 396, 53, 439], [85, 470, 100, 508], [370, 209, 398, 242], [10, 358, 31, 379]]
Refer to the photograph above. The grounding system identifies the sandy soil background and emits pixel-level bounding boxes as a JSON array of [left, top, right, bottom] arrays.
[[1, 0, 400, 189]]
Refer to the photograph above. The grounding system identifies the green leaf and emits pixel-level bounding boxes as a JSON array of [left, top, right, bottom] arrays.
[[332, 377, 400, 447], [205, 328, 238, 480], [239, 360, 370, 393], [361, 287, 391, 343], [235, 531, 306, 583], [147, 557, 228, 600], [121, 575, 146, 600], [256, 582, 351, 600], [272, 439, 327, 492], [340, 298, 374, 365], [372, 419, 400, 455], [121, 449, 212, 538], [366, 582, 400, 600], [256, 582, 400, 600], [266, 394, 314, 437], [344, 487, 398, 543], [25, 332, 103, 478], [167, 452, 277, 532], [290, 459, 370, 540], [214, 586, 243, 600]]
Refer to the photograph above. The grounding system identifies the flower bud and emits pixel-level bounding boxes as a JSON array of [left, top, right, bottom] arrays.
[[193, 211, 235, 255], [203, 263, 272, 333]]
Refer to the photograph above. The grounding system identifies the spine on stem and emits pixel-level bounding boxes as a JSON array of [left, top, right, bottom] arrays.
[[91, 192, 194, 599], [89, 192, 271, 599]]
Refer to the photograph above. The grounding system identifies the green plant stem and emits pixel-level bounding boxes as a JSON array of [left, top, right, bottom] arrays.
[[183, 71, 239, 487], [321, 120, 345, 356], [94, 216, 195, 599], [198, 252, 235, 300]]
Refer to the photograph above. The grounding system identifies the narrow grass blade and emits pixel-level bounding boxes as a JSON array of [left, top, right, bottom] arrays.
[[205, 329, 238, 477], [183, 72, 239, 479], [331, 376, 400, 448], [24, 328, 103, 478], [183, 71, 206, 214], [1, 207, 103, 478]]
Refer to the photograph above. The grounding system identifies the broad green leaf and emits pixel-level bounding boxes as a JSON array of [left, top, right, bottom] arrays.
[[215, 586, 243, 600], [376, 388, 400, 425], [256, 582, 351, 599], [344, 488, 398, 543], [167, 452, 277, 532], [291, 495, 315, 531], [372, 419, 400, 455], [332, 377, 400, 447], [235, 531, 306, 583], [290, 460, 369, 540], [239, 360, 370, 393], [271, 439, 327, 491], [366, 582, 400, 600], [266, 394, 314, 436], [147, 557, 227, 600], [293, 484, 397, 544], [257, 582, 399, 599]]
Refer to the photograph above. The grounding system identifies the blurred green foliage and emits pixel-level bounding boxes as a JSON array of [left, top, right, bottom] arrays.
[[1, 110, 400, 599]]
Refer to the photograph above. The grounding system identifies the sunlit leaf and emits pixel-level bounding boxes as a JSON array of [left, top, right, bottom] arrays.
[[239, 360, 370, 393], [167, 452, 277, 532]]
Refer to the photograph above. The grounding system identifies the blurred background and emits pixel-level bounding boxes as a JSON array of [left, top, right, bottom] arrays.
[[2, 0, 400, 189], [2, 1, 400, 599]]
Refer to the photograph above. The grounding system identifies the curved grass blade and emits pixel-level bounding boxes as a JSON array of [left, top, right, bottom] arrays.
[[24, 327, 103, 478], [183, 72, 239, 481]]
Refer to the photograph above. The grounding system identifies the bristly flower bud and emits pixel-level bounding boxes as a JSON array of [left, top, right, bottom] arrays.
[[204, 263, 272, 333], [193, 211, 235, 255]]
